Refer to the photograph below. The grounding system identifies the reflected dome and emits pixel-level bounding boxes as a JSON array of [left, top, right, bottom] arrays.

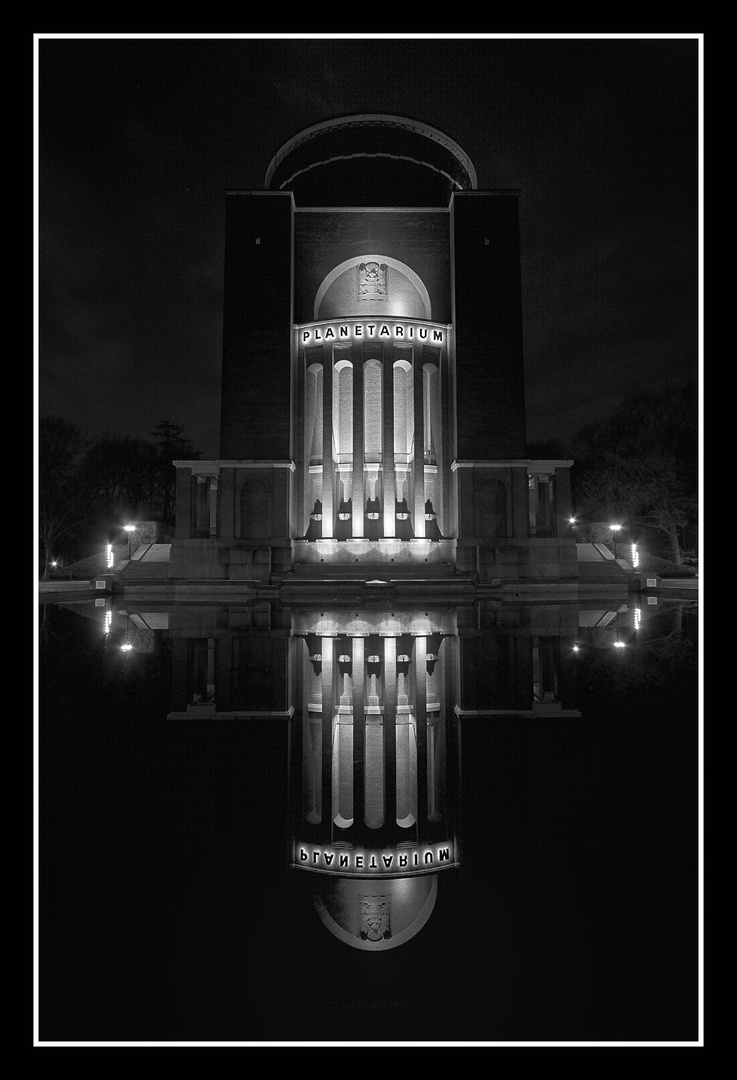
[[312, 873, 438, 951]]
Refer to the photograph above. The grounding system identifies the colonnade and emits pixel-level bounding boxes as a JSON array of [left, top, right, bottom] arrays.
[[298, 343, 446, 542], [299, 633, 449, 847]]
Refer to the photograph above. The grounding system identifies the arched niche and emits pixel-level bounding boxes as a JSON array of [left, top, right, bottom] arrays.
[[332, 357, 353, 460], [305, 362, 323, 464], [315, 255, 431, 321]]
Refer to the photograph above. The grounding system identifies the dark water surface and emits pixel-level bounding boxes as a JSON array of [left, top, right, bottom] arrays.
[[37, 594, 700, 1045]]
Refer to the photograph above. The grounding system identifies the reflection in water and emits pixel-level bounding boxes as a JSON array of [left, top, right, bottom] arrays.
[[162, 600, 587, 952], [38, 595, 699, 1042]]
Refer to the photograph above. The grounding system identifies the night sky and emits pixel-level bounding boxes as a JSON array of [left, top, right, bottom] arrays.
[[36, 34, 701, 458]]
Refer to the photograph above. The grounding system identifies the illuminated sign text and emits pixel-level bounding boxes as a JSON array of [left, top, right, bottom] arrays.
[[299, 321, 446, 347], [294, 841, 457, 875]]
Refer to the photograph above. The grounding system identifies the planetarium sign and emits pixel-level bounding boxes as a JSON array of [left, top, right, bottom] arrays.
[[298, 320, 447, 346], [294, 840, 458, 876]]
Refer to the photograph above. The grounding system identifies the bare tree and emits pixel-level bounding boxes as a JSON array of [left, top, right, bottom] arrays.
[[38, 417, 91, 578]]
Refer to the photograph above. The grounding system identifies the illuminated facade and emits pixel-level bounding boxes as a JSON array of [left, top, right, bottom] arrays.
[[171, 113, 576, 586]]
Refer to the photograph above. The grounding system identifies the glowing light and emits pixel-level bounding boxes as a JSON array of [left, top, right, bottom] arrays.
[[366, 512, 380, 520], [338, 654, 351, 663], [613, 640, 626, 649], [631, 543, 639, 568], [120, 642, 133, 652], [397, 654, 410, 662], [123, 524, 136, 532], [569, 517, 577, 525], [338, 513, 350, 520], [106, 543, 113, 568], [367, 655, 381, 663], [104, 611, 112, 634], [573, 644, 580, 652], [51, 561, 57, 568], [396, 513, 409, 520], [310, 512, 322, 521]]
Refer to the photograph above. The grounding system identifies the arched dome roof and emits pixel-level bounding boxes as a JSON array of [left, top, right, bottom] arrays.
[[264, 113, 477, 207]]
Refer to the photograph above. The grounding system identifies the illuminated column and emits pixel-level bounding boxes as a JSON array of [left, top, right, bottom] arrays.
[[303, 641, 322, 825], [321, 354, 334, 537], [334, 642, 353, 829], [424, 362, 443, 534], [350, 637, 368, 828], [440, 353, 452, 537], [383, 636, 398, 828], [396, 645, 416, 828], [383, 357, 395, 537], [414, 635, 428, 828], [412, 358, 426, 538], [426, 637, 446, 831], [352, 356, 364, 537], [320, 638, 335, 837]]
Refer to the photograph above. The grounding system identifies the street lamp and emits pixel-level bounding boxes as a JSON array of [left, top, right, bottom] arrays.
[[610, 523, 622, 559], [124, 524, 136, 559]]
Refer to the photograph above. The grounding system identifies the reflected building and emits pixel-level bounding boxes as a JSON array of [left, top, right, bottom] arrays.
[[170, 114, 576, 586], [159, 598, 581, 950]]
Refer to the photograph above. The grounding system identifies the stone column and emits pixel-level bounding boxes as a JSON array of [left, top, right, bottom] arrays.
[[382, 357, 395, 537], [383, 636, 397, 828], [320, 638, 335, 838], [351, 636, 369, 828], [414, 635, 428, 828], [352, 354, 364, 538], [321, 352, 334, 538], [412, 356, 426, 538]]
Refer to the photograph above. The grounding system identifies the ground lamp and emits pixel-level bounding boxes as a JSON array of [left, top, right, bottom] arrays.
[[124, 524, 136, 558], [610, 523, 622, 558]]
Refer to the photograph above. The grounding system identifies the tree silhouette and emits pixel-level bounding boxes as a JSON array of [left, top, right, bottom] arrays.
[[38, 417, 91, 578], [571, 381, 698, 563]]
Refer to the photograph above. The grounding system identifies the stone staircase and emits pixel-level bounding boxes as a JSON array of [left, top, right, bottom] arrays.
[[121, 543, 172, 578], [575, 543, 632, 582]]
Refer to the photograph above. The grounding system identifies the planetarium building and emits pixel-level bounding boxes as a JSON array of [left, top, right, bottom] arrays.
[[170, 113, 576, 588]]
